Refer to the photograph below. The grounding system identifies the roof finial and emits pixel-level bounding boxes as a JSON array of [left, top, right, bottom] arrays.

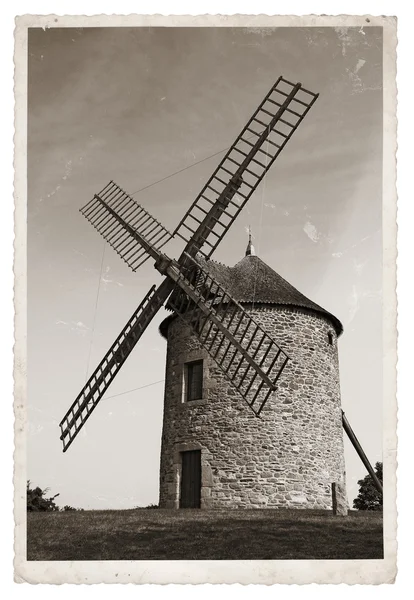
[[245, 226, 256, 256]]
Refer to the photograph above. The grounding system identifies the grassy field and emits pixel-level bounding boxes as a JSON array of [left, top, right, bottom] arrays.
[[27, 508, 383, 561]]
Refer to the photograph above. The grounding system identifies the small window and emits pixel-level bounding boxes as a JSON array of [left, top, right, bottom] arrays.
[[186, 360, 203, 401], [328, 332, 333, 346]]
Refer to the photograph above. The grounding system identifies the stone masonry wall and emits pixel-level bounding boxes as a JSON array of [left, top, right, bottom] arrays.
[[159, 306, 347, 509]]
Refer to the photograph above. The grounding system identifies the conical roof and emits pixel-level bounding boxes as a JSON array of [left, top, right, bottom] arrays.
[[159, 254, 343, 338]]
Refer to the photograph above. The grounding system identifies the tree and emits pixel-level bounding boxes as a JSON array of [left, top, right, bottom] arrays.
[[353, 462, 383, 511], [26, 480, 60, 512]]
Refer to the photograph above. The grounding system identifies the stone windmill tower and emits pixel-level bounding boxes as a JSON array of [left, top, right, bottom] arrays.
[[158, 236, 347, 510]]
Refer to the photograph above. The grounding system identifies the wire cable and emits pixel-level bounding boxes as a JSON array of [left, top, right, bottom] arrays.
[[85, 241, 106, 382], [129, 134, 257, 198], [103, 379, 165, 401]]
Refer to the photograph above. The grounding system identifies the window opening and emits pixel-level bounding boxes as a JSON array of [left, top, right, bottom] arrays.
[[186, 360, 203, 401]]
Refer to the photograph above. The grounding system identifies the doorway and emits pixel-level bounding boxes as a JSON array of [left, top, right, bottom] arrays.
[[180, 450, 201, 508]]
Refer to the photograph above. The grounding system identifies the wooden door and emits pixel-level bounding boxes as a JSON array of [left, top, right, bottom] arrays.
[[180, 450, 201, 508]]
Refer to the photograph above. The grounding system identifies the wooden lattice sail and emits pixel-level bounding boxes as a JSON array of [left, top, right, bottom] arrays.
[[60, 76, 318, 450]]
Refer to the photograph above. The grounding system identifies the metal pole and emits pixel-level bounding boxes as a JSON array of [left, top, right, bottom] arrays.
[[341, 410, 383, 495]]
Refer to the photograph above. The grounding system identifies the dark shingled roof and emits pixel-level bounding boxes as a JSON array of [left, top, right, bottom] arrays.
[[159, 255, 343, 338]]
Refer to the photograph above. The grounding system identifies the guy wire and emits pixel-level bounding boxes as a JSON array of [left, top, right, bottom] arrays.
[[85, 240, 106, 383]]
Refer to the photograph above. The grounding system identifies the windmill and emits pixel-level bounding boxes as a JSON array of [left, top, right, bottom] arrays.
[[59, 76, 382, 503]]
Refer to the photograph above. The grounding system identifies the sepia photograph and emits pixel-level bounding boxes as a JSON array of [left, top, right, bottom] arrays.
[[14, 13, 397, 585]]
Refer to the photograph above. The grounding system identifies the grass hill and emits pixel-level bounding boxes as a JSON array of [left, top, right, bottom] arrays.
[[27, 508, 383, 561]]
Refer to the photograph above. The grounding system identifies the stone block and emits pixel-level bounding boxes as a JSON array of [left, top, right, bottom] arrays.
[[288, 491, 308, 504], [331, 482, 348, 516], [201, 463, 214, 486], [249, 494, 268, 505]]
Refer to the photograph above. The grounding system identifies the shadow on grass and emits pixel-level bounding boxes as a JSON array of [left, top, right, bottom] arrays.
[[27, 509, 383, 561]]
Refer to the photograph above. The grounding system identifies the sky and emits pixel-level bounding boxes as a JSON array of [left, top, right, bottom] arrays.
[[27, 26, 383, 509]]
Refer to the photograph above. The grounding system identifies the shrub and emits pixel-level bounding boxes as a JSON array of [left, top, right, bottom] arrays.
[[353, 462, 383, 511], [26, 481, 60, 512]]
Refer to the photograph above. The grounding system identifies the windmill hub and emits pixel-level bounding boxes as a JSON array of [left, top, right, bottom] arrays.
[[154, 254, 173, 275]]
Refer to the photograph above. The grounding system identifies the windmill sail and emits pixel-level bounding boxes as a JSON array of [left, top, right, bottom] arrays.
[[80, 181, 173, 272], [60, 75, 317, 451], [174, 76, 318, 259], [59, 279, 174, 451], [168, 254, 289, 416]]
